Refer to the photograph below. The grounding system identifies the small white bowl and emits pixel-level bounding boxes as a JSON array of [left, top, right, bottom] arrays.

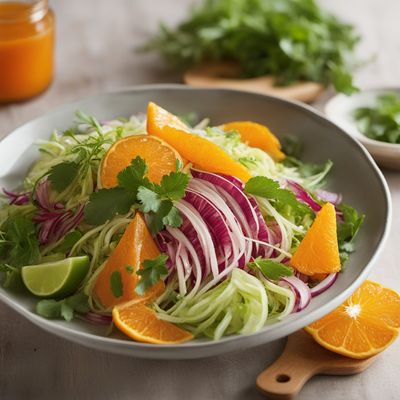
[[325, 87, 400, 170]]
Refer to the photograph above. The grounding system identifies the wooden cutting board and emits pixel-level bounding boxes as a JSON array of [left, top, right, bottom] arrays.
[[184, 62, 325, 103], [256, 330, 377, 399]]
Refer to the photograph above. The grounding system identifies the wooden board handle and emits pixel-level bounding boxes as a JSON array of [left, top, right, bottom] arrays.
[[256, 345, 321, 400], [256, 330, 377, 399]]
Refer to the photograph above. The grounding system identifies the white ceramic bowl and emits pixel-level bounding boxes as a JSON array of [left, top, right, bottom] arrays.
[[325, 87, 400, 169], [0, 85, 391, 359]]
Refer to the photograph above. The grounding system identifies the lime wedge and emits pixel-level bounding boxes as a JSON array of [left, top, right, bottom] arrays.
[[21, 256, 90, 298]]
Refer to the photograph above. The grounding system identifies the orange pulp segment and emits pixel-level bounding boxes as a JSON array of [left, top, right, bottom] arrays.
[[222, 121, 285, 161], [305, 280, 400, 359], [94, 213, 164, 310], [147, 102, 252, 182], [100, 135, 181, 188], [113, 301, 193, 344], [291, 203, 341, 275]]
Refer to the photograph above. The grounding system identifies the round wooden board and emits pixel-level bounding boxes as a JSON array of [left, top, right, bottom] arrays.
[[184, 62, 325, 103]]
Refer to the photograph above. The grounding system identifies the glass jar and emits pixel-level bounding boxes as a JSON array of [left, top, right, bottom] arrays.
[[0, 0, 54, 103]]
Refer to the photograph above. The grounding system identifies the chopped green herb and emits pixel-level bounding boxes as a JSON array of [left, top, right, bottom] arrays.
[[53, 230, 83, 254], [126, 265, 134, 274], [248, 257, 293, 280], [354, 94, 400, 144], [144, 0, 359, 94], [110, 271, 123, 298], [36, 293, 90, 321], [135, 254, 168, 295]]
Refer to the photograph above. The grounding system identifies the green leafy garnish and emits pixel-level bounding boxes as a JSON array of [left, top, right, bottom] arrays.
[[354, 94, 400, 144], [84, 188, 136, 225], [84, 156, 189, 232], [36, 293, 90, 321], [248, 257, 294, 280], [53, 230, 83, 254], [337, 203, 365, 265], [48, 161, 80, 192], [0, 215, 40, 288], [144, 0, 359, 94], [126, 265, 134, 274], [245, 176, 310, 215], [135, 254, 168, 295], [110, 271, 123, 298]]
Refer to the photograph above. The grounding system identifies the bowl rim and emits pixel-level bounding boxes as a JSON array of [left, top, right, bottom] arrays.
[[0, 84, 392, 358], [324, 86, 400, 150]]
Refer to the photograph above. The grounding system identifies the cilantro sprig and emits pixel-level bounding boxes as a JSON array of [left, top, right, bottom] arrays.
[[244, 176, 312, 224], [135, 254, 169, 295], [248, 257, 293, 280], [84, 156, 189, 233]]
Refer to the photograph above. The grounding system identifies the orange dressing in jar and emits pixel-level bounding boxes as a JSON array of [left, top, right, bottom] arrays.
[[0, 0, 54, 103]]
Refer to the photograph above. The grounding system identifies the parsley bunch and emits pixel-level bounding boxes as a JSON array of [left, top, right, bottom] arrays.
[[144, 0, 359, 94], [84, 156, 189, 233]]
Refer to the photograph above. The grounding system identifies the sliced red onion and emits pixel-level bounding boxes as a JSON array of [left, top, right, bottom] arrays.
[[309, 273, 338, 297], [316, 189, 343, 205], [185, 190, 233, 269], [286, 180, 321, 212], [280, 276, 311, 312], [3, 188, 30, 206], [191, 169, 260, 236], [33, 179, 84, 246]]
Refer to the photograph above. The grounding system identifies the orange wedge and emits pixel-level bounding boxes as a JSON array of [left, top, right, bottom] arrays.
[[113, 301, 193, 344], [100, 135, 181, 188], [291, 203, 341, 275], [222, 121, 285, 161], [94, 213, 164, 309], [147, 102, 252, 182], [305, 280, 400, 359]]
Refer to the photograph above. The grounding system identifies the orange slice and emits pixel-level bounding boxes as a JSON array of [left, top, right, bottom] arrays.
[[100, 135, 181, 188], [305, 280, 400, 359], [222, 121, 285, 161], [94, 213, 164, 309], [147, 102, 252, 182], [291, 203, 340, 275], [113, 301, 193, 344]]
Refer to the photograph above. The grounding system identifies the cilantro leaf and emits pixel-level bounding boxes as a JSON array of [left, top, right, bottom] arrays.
[[36, 293, 90, 321], [337, 203, 364, 265], [84, 188, 135, 226], [137, 187, 161, 213], [162, 205, 182, 228], [156, 171, 189, 200], [247, 258, 293, 280], [0, 215, 40, 269], [245, 176, 309, 213], [110, 271, 123, 298], [53, 230, 82, 254], [48, 161, 80, 192], [126, 265, 134, 274], [135, 254, 168, 295], [117, 156, 152, 194]]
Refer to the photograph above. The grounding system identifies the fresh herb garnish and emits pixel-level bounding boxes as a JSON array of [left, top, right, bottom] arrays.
[[110, 271, 123, 298], [248, 257, 293, 280], [354, 94, 400, 144], [36, 293, 90, 321], [337, 203, 365, 265], [144, 0, 359, 94], [0, 215, 40, 287], [135, 254, 168, 295], [84, 156, 189, 233], [48, 161, 80, 192], [53, 230, 83, 254]]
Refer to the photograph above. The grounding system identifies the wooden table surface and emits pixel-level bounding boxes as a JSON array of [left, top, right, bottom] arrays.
[[1, 1, 399, 399]]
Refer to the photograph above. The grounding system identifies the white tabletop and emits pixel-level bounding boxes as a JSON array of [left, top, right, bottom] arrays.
[[1, 1, 400, 399]]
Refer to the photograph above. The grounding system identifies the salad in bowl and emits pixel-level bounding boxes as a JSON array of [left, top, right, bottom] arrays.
[[0, 101, 363, 344]]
